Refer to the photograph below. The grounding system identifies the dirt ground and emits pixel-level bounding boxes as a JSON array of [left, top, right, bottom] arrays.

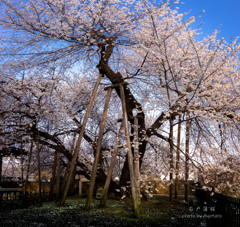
[[0, 195, 212, 226]]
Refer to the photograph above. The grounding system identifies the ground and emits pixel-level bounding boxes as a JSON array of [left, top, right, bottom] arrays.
[[0, 196, 210, 226]]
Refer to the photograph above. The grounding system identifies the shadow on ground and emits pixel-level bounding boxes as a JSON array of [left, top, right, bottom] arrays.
[[0, 195, 219, 226]]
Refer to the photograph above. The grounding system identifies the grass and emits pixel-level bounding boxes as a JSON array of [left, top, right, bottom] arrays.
[[0, 196, 206, 226]]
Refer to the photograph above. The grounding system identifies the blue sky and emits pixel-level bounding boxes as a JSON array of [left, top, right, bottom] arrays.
[[177, 0, 240, 42]]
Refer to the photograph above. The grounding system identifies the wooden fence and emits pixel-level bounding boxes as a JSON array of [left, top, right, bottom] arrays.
[[213, 193, 240, 227], [0, 188, 50, 209]]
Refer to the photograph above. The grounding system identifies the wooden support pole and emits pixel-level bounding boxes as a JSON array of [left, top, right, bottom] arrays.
[[61, 161, 70, 193], [85, 88, 112, 210], [0, 155, 2, 188], [25, 140, 33, 193], [133, 117, 140, 183], [100, 121, 124, 207], [56, 151, 60, 201], [169, 115, 174, 202], [37, 133, 42, 206], [119, 84, 140, 218], [79, 178, 82, 197], [185, 112, 190, 205], [60, 74, 102, 206], [133, 117, 141, 212], [104, 82, 128, 91], [49, 150, 57, 200], [0, 155, 2, 206], [20, 139, 24, 193], [61, 133, 77, 196], [175, 114, 181, 199]]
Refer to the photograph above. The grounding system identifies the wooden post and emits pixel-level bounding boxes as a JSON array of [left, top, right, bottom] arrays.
[[169, 115, 174, 202], [49, 150, 57, 200], [133, 117, 141, 213], [0, 155, 2, 188], [61, 133, 77, 197], [61, 161, 70, 193], [185, 112, 190, 205], [120, 84, 140, 218], [79, 178, 82, 197], [175, 114, 181, 199], [56, 151, 60, 201], [25, 140, 33, 193], [37, 133, 42, 206], [100, 121, 124, 207], [20, 139, 24, 193], [60, 74, 102, 206], [85, 88, 112, 210]]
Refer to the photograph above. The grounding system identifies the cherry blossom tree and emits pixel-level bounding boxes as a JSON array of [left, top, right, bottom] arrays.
[[0, 0, 239, 217]]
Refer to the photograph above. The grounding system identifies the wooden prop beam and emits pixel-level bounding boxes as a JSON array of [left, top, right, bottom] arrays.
[[100, 121, 124, 207], [0, 156, 2, 188], [175, 114, 182, 199], [119, 84, 140, 218], [60, 74, 102, 206], [37, 134, 42, 206], [49, 150, 57, 200], [85, 87, 112, 210], [103, 82, 128, 91], [185, 112, 190, 205], [133, 117, 141, 209], [25, 141, 33, 193], [56, 151, 60, 200]]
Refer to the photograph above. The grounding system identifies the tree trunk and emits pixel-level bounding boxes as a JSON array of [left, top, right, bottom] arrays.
[[175, 114, 182, 199], [169, 115, 174, 202], [85, 88, 112, 210], [97, 46, 146, 189], [185, 112, 190, 205]]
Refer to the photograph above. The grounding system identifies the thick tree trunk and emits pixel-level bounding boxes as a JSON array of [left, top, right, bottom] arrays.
[[97, 44, 146, 189], [175, 114, 182, 199], [185, 112, 190, 205], [97, 43, 181, 194]]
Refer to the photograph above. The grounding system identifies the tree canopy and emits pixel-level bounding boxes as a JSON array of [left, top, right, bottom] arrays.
[[0, 0, 239, 200]]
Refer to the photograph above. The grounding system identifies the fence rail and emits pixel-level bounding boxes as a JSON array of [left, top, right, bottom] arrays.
[[213, 193, 240, 227], [0, 188, 50, 209]]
